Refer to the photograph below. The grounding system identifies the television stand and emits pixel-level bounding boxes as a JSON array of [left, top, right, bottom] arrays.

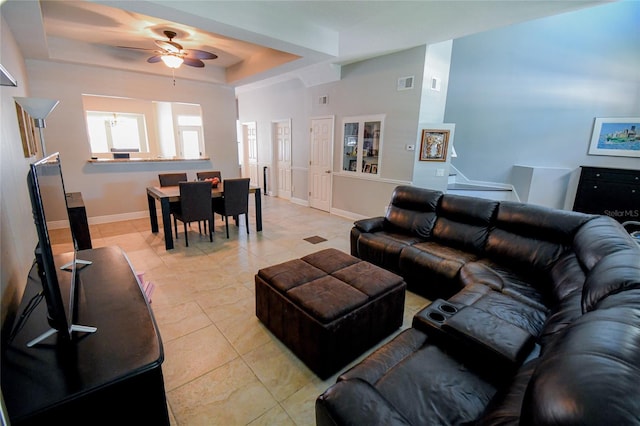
[[26, 323, 98, 348], [60, 257, 92, 271], [1, 246, 169, 425]]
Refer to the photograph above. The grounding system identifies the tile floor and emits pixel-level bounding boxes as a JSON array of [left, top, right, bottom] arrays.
[[59, 195, 430, 425]]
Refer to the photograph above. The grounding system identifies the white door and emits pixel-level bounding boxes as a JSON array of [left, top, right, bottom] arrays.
[[242, 122, 258, 185], [274, 120, 292, 199], [178, 126, 203, 158], [308, 117, 334, 212]]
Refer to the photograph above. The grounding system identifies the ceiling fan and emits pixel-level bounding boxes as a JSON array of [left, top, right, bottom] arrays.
[[119, 30, 218, 69]]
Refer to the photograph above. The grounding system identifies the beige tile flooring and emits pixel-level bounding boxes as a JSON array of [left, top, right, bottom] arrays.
[[63, 196, 429, 425]]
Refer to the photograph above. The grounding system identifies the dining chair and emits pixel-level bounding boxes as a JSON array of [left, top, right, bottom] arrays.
[[172, 181, 214, 247], [158, 173, 187, 239], [196, 171, 222, 181], [197, 171, 224, 219], [214, 178, 250, 238]]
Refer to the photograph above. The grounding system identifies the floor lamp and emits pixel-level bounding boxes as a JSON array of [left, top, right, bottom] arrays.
[[14, 97, 60, 157]]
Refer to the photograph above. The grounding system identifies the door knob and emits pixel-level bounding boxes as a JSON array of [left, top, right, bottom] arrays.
[[325, 170, 331, 173]]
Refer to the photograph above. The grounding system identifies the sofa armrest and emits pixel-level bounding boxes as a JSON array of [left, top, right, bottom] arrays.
[[354, 216, 385, 233], [316, 378, 411, 426]]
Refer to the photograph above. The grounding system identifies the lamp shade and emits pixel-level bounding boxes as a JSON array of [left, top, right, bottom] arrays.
[[14, 97, 59, 120], [161, 55, 184, 69]]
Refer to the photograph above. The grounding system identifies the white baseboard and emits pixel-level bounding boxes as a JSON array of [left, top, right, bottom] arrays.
[[290, 197, 309, 207], [87, 210, 152, 225], [330, 207, 368, 221]]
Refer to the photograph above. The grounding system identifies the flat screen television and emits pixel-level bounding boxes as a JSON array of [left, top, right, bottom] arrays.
[[26, 152, 96, 347]]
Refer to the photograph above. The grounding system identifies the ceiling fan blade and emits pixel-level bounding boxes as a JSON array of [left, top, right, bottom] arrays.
[[183, 57, 205, 68], [185, 49, 218, 60], [147, 55, 162, 63], [155, 39, 182, 53], [117, 45, 157, 52]]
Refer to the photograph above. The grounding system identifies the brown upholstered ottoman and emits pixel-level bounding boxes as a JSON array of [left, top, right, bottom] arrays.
[[255, 248, 406, 378]]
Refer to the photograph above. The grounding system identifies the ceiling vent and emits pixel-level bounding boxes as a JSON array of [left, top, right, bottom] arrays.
[[397, 76, 414, 91]]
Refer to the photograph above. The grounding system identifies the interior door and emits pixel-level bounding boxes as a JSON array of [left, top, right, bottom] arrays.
[[309, 117, 334, 212], [242, 122, 258, 185], [274, 120, 292, 199]]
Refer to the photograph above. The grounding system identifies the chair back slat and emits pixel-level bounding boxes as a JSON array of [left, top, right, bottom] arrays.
[[159, 173, 187, 187], [179, 181, 214, 223]]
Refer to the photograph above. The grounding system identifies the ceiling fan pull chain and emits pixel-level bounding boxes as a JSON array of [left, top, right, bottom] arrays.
[[172, 68, 176, 86]]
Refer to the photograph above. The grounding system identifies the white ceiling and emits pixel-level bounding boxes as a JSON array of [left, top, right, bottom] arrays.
[[2, 0, 607, 89]]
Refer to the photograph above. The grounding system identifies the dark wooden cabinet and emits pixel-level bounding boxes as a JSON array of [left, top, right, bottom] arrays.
[[1, 247, 169, 425], [573, 166, 640, 223], [66, 192, 92, 250]]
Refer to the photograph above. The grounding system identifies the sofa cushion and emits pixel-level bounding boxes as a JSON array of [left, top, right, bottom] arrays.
[[477, 358, 540, 425], [485, 202, 590, 277], [399, 241, 477, 290], [448, 283, 547, 338], [459, 260, 550, 311], [574, 215, 639, 270], [521, 291, 640, 425], [432, 194, 498, 253], [582, 250, 640, 313], [384, 185, 441, 238], [356, 231, 422, 273], [341, 329, 497, 425]]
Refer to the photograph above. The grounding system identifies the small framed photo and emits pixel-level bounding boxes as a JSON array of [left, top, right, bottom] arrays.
[[371, 164, 378, 174], [419, 129, 449, 162], [588, 117, 640, 158], [348, 159, 357, 171], [363, 164, 371, 173]]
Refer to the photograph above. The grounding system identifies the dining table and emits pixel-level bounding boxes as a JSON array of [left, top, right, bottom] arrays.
[[146, 183, 262, 250]]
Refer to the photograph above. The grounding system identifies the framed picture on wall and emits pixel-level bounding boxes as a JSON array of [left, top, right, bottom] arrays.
[[588, 117, 640, 158], [419, 129, 449, 162], [15, 102, 38, 157]]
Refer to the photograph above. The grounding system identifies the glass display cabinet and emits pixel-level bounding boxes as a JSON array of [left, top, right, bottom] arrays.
[[342, 114, 384, 175]]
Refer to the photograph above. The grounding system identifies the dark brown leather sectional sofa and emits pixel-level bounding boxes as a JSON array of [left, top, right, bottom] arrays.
[[316, 185, 640, 425]]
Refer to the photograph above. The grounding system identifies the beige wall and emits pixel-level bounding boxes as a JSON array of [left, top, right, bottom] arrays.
[[0, 16, 39, 330], [25, 60, 239, 221]]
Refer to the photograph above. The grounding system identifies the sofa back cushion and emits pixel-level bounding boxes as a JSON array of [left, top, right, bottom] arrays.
[[581, 249, 640, 312], [521, 289, 640, 425], [574, 215, 639, 271], [485, 202, 591, 277], [384, 186, 442, 238], [432, 194, 498, 254]]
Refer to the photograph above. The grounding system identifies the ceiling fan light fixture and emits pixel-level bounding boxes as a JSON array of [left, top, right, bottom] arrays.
[[161, 54, 183, 69]]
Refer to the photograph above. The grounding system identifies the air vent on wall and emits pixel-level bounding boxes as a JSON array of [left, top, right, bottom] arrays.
[[318, 95, 329, 105], [397, 76, 414, 91]]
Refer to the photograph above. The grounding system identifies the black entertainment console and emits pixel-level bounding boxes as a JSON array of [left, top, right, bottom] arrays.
[[1, 246, 169, 425]]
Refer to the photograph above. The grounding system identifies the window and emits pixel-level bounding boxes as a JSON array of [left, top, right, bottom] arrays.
[[82, 95, 205, 161], [86, 112, 148, 153], [342, 114, 384, 176]]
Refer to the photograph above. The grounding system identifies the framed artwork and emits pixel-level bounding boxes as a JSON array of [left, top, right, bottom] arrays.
[[419, 129, 449, 162], [588, 117, 640, 158], [15, 102, 38, 157]]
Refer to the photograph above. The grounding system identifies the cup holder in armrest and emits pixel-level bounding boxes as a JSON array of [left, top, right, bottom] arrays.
[[438, 303, 458, 314], [428, 312, 446, 323], [413, 299, 464, 338]]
